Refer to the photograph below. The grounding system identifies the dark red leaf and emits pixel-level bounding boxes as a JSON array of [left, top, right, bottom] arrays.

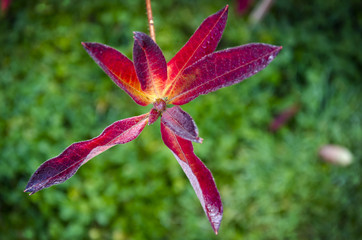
[[161, 106, 203, 143], [236, 0, 252, 15], [26, 5, 284, 234], [168, 44, 282, 105], [24, 114, 149, 195], [133, 32, 167, 97], [1, 0, 10, 12], [82, 42, 153, 106], [161, 123, 222, 234], [269, 104, 299, 132], [165, 5, 229, 96], [148, 109, 160, 125]]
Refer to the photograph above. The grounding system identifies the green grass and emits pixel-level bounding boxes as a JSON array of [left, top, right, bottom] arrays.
[[0, 0, 361, 239]]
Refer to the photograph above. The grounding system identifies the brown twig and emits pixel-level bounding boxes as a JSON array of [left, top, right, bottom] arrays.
[[145, 0, 156, 42]]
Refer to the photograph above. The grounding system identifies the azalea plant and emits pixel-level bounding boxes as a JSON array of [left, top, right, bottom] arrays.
[[25, 4, 281, 234]]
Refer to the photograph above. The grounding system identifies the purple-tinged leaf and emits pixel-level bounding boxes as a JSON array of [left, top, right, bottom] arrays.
[[161, 123, 222, 234], [133, 32, 167, 97], [82, 42, 153, 106], [269, 104, 299, 132], [25, 114, 149, 195], [168, 44, 282, 105], [236, 0, 252, 15], [165, 5, 229, 96], [161, 106, 203, 143], [148, 109, 160, 125], [1, 0, 11, 13]]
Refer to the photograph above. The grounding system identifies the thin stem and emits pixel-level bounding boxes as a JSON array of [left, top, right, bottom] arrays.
[[145, 0, 156, 42]]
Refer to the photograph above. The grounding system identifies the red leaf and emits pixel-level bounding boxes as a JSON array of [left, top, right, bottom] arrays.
[[133, 32, 167, 97], [26, 6, 284, 234], [165, 5, 229, 96], [236, 0, 252, 15], [148, 109, 160, 125], [161, 123, 222, 234], [24, 114, 149, 195], [168, 44, 282, 105], [161, 106, 203, 143], [1, 0, 11, 13], [269, 104, 299, 132], [82, 42, 153, 106]]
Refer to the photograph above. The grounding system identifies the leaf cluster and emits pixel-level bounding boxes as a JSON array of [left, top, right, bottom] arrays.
[[0, 0, 361, 239]]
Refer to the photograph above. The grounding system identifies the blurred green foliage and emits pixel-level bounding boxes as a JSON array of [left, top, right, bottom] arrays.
[[1, 0, 361, 239]]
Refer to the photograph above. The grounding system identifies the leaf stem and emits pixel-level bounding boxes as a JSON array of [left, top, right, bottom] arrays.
[[145, 0, 156, 42]]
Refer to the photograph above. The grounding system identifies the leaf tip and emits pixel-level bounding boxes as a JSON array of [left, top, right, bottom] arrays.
[[24, 187, 35, 196], [81, 42, 92, 52], [273, 45, 283, 59], [220, 4, 229, 15], [211, 219, 221, 235], [276, 45, 283, 54], [133, 31, 143, 40], [208, 209, 223, 235], [81, 42, 88, 48]]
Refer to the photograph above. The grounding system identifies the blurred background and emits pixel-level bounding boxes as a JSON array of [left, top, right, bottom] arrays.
[[0, 0, 361, 239]]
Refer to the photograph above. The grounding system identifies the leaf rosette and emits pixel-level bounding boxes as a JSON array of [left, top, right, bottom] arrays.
[[25, 5, 282, 234]]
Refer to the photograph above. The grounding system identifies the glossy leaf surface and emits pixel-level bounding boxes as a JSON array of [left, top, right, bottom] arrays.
[[161, 106, 202, 143], [161, 123, 222, 234], [169, 44, 282, 105], [25, 114, 148, 195], [82, 42, 153, 106], [133, 32, 167, 97], [165, 5, 229, 96]]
